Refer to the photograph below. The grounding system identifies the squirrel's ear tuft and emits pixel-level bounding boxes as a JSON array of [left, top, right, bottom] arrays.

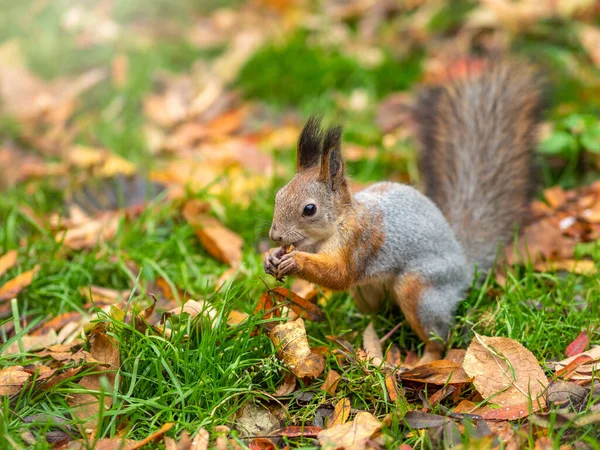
[[320, 125, 345, 190], [297, 116, 324, 171]]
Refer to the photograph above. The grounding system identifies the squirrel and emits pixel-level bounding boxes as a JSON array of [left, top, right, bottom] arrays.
[[263, 59, 543, 364]]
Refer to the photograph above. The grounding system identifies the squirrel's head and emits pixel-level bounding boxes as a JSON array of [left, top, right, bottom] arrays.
[[269, 117, 352, 252]]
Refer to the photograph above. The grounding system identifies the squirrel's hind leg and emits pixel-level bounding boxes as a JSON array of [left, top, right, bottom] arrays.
[[393, 274, 465, 365], [350, 281, 390, 313]]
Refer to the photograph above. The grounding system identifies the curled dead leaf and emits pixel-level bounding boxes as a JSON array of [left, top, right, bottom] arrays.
[[269, 318, 325, 379], [67, 325, 120, 431], [274, 372, 296, 396], [328, 398, 351, 429], [183, 201, 243, 267], [55, 214, 120, 250], [0, 266, 39, 302], [362, 321, 383, 360], [321, 370, 342, 396], [267, 287, 325, 322], [318, 412, 382, 450], [400, 360, 472, 385]]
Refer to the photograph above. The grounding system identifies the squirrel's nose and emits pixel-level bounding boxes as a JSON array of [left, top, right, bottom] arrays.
[[269, 225, 282, 242]]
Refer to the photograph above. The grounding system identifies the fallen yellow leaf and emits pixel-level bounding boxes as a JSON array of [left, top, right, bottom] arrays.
[[0, 250, 17, 278], [269, 318, 325, 379], [0, 265, 39, 302]]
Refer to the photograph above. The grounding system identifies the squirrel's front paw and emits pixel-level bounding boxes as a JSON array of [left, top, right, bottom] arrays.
[[276, 252, 300, 279], [263, 247, 286, 278]]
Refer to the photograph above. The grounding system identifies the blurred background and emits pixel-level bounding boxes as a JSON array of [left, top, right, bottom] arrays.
[[1, 0, 600, 201]]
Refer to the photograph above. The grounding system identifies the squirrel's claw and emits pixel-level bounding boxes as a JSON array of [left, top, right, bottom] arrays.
[[276, 252, 300, 279], [264, 247, 287, 278]]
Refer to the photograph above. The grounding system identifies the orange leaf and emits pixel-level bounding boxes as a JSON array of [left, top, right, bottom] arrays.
[[270, 287, 325, 322], [386, 345, 402, 367], [0, 250, 17, 278], [0, 266, 39, 302], [30, 312, 82, 336], [328, 398, 351, 428], [400, 360, 472, 385], [183, 202, 243, 267], [321, 370, 341, 396], [127, 423, 174, 449], [249, 438, 277, 450], [385, 372, 400, 402], [269, 318, 325, 379]]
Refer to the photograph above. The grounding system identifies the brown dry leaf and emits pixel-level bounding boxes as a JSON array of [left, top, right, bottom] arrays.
[[236, 402, 281, 438], [291, 279, 319, 303], [478, 400, 541, 420], [248, 437, 277, 450], [0, 147, 65, 189], [551, 346, 600, 383], [67, 325, 120, 431], [386, 345, 402, 367], [543, 186, 567, 209], [363, 321, 383, 360], [31, 312, 83, 336], [385, 372, 400, 402], [328, 398, 351, 429], [445, 349, 467, 365], [183, 202, 243, 267], [227, 309, 249, 326], [0, 40, 105, 121], [0, 266, 39, 302], [534, 437, 554, 450], [269, 318, 325, 379], [400, 360, 472, 385], [463, 334, 548, 413], [504, 219, 576, 266], [55, 214, 120, 250], [163, 299, 216, 322], [318, 412, 382, 450], [168, 431, 190, 450], [2, 330, 58, 355], [0, 250, 17, 277], [274, 372, 296, 396], [534, 259, 597, 275], [0, 366, 31, 395], [81, 285, 132, 307], [321, 370, 342, 396], [34, 341, 84, 361], [143, 73, 196, 127], [268, 287, 325, 322]]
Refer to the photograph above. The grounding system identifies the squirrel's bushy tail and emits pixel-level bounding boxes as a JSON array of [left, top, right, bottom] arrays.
[[412, 59, 544, 271]]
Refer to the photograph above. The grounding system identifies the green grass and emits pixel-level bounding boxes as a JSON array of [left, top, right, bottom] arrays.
[[1, 1, 600, 449]]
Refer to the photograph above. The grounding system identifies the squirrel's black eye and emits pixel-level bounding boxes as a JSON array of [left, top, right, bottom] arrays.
[[303, 204, 317, 216]]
